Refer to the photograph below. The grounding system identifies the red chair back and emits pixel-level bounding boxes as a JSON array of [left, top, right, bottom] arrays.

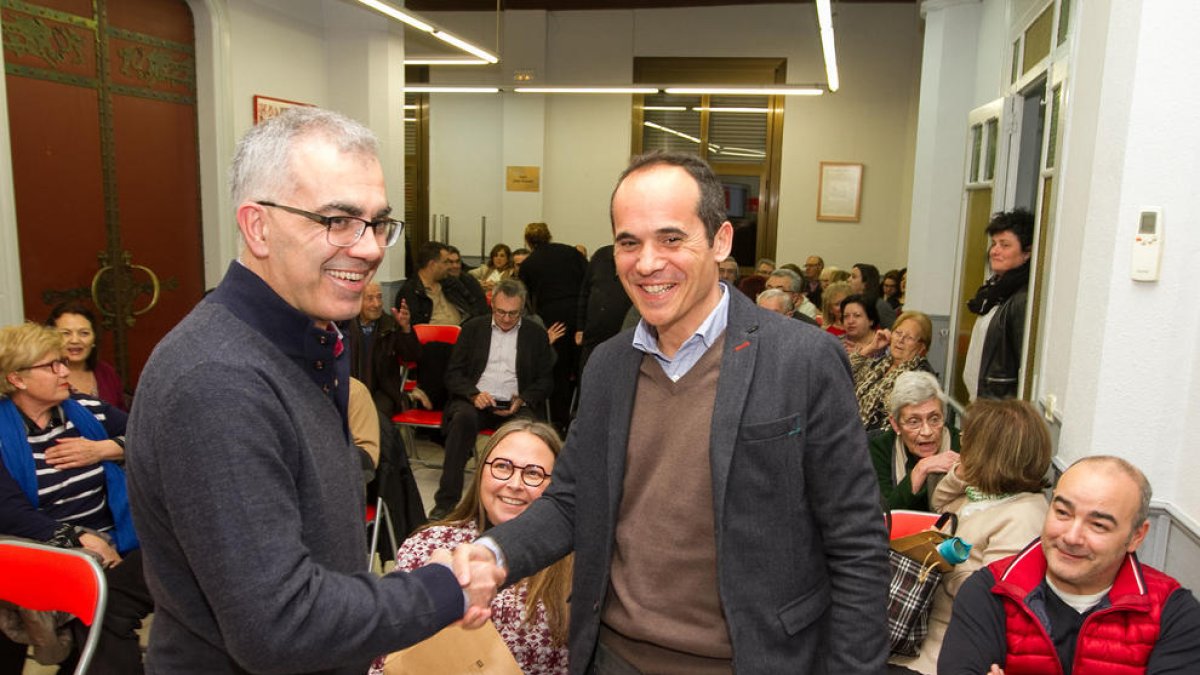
[[413, 323, 461, 346], [0, 540, 108, 673], [886, 510, 942, 540]]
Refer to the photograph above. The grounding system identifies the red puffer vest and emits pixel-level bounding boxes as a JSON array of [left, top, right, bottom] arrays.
[[987, 542, 1179, 675]]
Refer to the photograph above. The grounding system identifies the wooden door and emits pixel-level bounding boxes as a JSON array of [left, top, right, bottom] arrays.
[[3, 0, 203, 393]]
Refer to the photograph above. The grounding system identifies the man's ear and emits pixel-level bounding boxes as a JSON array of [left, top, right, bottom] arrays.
[[237, 202, 269, 259], [1127, 519, 1151, 553], [712, 221, 734, 259]]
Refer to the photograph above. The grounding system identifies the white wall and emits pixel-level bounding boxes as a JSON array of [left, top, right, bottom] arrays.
[[423, 4, 923, 271]]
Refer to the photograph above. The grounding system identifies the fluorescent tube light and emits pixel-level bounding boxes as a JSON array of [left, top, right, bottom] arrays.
[[404, 57, 490, 66], [514, 87, 659, 94], [353, 0, 433, 32], [643, 121, 701, 145], [692, 107, 770, 113], [643, 106, 688, 111], [664, 86, 823, 96], [816, 0, 840, 92], [432, 31, 499, 64], [405, 86, 500, 93]]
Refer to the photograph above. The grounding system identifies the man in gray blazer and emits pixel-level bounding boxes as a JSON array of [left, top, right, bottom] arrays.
[[457, 151, 888, 673]]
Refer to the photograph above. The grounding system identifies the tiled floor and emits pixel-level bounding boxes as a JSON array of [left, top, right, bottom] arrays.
[[21, 436, 460, 674]]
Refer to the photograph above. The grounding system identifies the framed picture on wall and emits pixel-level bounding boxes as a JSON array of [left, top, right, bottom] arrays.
[[253, 95, 314, 124], [816, 162, 864, 222]]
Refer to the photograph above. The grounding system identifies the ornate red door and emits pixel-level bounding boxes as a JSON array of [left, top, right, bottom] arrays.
[[3, 0, 203, 393]]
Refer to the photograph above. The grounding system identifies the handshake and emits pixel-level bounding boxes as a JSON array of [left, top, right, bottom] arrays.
[[426, 543, 507, 628]]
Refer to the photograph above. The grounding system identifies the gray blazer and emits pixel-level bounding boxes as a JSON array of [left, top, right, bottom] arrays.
[[488, 288, 889, 674]]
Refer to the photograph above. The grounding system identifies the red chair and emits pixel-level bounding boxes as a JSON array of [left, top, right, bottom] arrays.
[[0, 539, 107, 674], [391, 324, 462, 464], [886, 510, 942, 540]]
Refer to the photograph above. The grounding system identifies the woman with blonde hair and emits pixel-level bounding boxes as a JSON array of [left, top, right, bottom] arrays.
[[849, 310, 936, 430], [371, 419, 571, 674], [888, 398, 1050, 674]]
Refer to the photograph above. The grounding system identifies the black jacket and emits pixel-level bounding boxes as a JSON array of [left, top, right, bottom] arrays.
[[575, 245, 632, 348], [519, 242, 586, 328], [341, 314, 419, 412], [394, 274, 479, 327], [977, 286, 1027, 399]]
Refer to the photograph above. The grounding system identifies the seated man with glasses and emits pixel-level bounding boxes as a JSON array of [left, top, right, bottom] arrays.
[[432, 279, 554, 520], [869, 370, 960, 512]]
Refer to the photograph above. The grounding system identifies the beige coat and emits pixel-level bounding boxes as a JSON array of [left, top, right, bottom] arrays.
[[889, 467, 1048, 674]]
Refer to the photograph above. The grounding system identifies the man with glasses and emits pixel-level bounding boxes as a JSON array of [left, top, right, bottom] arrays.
[[126, 108, 500, 674], [803, 255, 825, 309], [432, 278, 553, 520]]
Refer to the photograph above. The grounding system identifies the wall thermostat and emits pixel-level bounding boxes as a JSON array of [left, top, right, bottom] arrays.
[[1131, 208, 1162, 282]]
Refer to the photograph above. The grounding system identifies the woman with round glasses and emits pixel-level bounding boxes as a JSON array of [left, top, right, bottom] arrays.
[[46, 302, 126, 410], [0, 322, 151, 671], [849, 310, 936, 431], [869, 371, 960, 511], [372, 419, 571, 675], [889, 399, 1049, 674]]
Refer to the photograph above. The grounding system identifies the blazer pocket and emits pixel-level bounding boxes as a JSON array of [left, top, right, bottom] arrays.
[[777, 583, 831, 636], [739, 413, 803, 443]]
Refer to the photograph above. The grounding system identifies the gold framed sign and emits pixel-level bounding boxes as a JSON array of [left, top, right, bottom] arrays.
[[253, 95, 314, 124], [817, 162, 864, 222], [505, 166, 541, 192]]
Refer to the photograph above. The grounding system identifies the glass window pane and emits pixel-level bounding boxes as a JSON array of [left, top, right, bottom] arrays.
[[984, 118, 998, 181], [1023, 6, 1053, 76], [970, 124, 982, 183], [1011, 40, 1021, 85], [1057, 0, 1072, 46], [707, 95, 768, 165], [641, 94, 703, 156]]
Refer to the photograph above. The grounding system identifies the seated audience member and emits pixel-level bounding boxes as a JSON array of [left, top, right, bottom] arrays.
[[432, 279, 553, 519], [889, 399, 1050, 674], [841, 294, 882, 357], [883, 269, 903, 311], [446, 245, 490, 317], [766, 269, 819, 319], [939, 456, 1200, 674], [472, 243, 517, 293], [849, 310, 936, 430], [756, 288, 794, 317], [870, 371, 960, 512], [850, 263, 897, 329], [821, 265, 850, 290], [755, 258, 776, 276], [371, 419, 571, 675], [803, 255, 825, 309], [343, 282, 420, 418], [718, 256, 740, 286], [518, 222, 586, 431], [46, 303, 126, 411], [820, 281, 852, 335], [511, 247, 531, 275], [395, 241, 478, 327], [0, 322, 152, 673]]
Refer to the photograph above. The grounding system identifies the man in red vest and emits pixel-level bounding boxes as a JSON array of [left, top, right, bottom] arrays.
[[939, 455, 1200, 674]]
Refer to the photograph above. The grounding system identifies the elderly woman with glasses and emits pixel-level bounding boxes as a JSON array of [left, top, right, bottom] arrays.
[[0, 322, 152, 671], [371, 419, 572, 675], [869, 371, 960, 511], [889, 399, 1050, 674], [849, 310, 936, 431]]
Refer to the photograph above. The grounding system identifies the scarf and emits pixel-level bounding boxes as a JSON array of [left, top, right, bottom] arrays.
[[0, 397, 139, 553], [966, 260, 1030, 315]]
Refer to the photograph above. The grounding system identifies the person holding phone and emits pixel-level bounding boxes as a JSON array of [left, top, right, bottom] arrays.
[[432, 278, 554, 520]]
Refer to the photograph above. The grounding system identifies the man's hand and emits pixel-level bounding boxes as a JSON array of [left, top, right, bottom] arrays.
[[391, 299, 412, 332], [450, 544, 506, 629], [79, 532, 122, 569], [546, 322, 567, 345], [44, 438, 121, 469], [472, 392, 496, 410]]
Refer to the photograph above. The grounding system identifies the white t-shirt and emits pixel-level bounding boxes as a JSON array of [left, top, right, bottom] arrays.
[[962, 306, 997, 402]]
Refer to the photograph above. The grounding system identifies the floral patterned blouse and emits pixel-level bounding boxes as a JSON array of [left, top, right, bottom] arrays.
[[849, 352, 935, 431], [368, 522, 569, 675]]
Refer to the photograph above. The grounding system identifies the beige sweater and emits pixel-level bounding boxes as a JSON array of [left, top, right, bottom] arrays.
[[889, 467, 1048, 674]]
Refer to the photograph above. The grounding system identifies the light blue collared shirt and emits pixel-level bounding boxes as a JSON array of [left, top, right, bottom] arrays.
[[631, 284, 729, 382]]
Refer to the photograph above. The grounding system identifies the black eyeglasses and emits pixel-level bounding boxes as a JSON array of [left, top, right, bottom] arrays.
[[20, 358, 69, 374], [256, 201, 404, 248], [484, 457, 551, 487]]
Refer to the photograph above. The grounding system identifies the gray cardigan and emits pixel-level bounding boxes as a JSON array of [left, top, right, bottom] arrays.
[[127, 264, 462, 674]]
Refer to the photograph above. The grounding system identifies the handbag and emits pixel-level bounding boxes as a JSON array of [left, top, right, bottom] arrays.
[[885, 511, 957, 657], [380, 622, 523, 675]]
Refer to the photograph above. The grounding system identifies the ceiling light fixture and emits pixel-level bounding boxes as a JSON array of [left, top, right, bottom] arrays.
[[351, 0, 498, 65], [404, 57, 491, 66], [643, 105, 688, 112], [353, 0, 433, 32], [816, 0, 840, 92], [643, 121, 701, 145], [514, 86, 659, 94], [405, 85, 500, 93], [432, 30, 499, 64], [691, 107, 770, 113], [664, 86, 823, 96]]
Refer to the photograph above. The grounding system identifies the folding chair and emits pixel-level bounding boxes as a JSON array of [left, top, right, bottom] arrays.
[[391, 324, 462, 465], [0, 539, 107, 674]]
